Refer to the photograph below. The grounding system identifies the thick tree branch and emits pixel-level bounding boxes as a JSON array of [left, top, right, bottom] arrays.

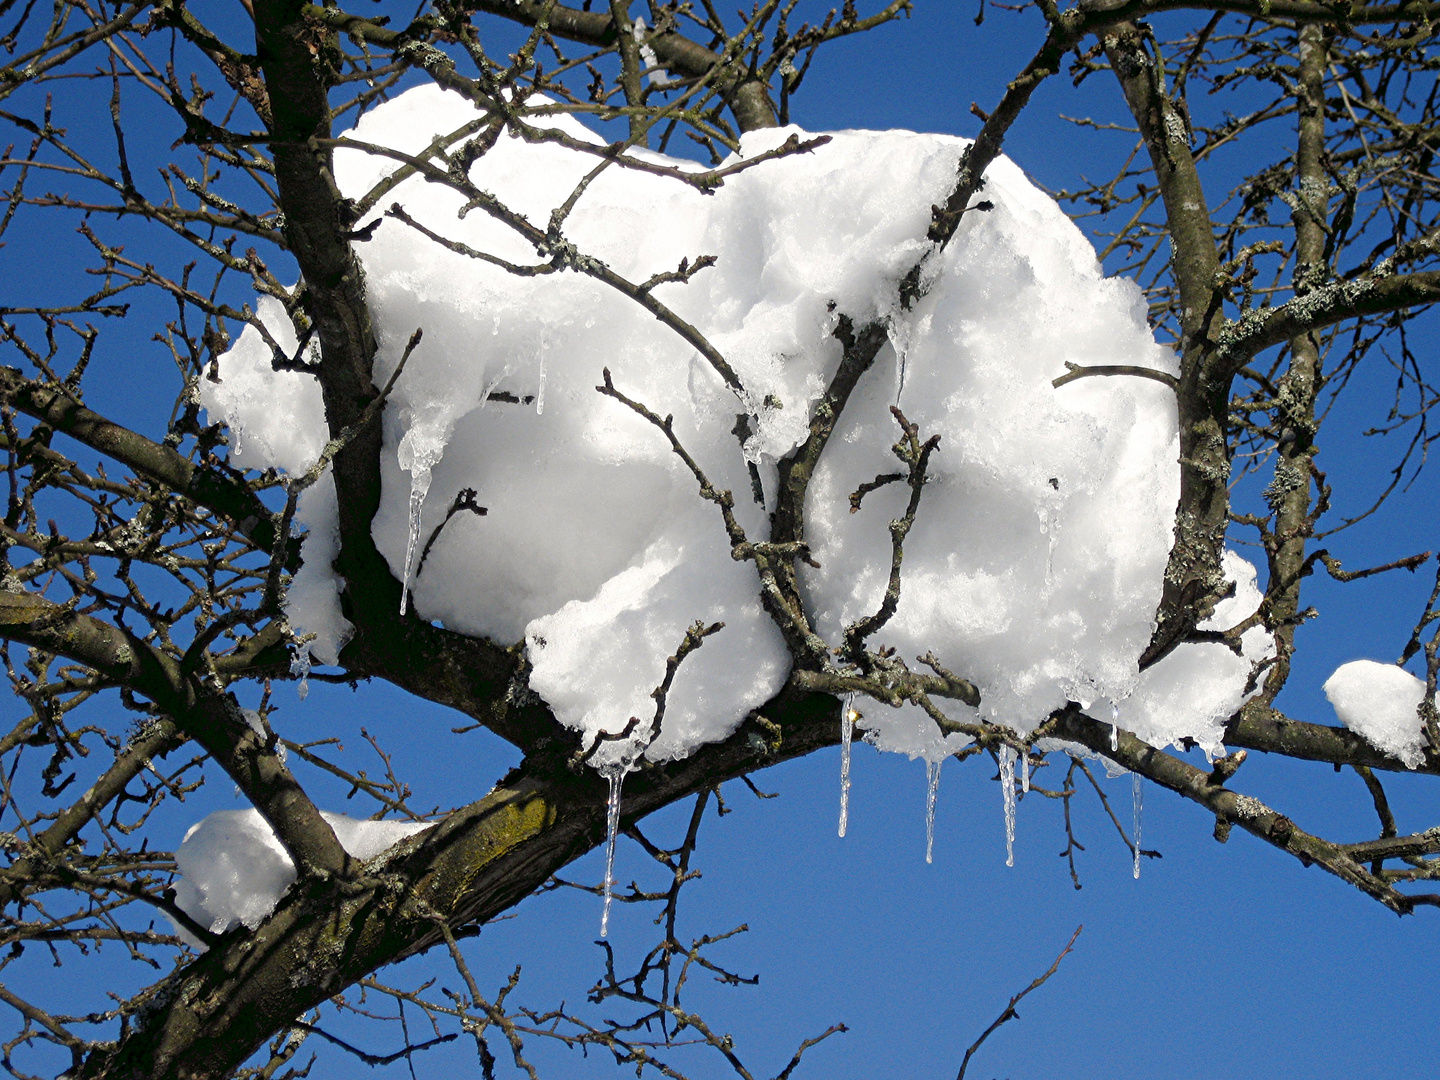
[[79, 686, 843, 1080], [1104, 22, 1231, 670], [1251, 22, 1327, 706], [84, 673, 1440, 1078], [248, 0, 573, 757], [1226, 701, 1440, 777], [1214, 270, 1440, 376], [930, 25, 1073, 248], [1081, 0, 1440, 23], [1343, 829, 1440, 863], [1052, 706, 1417, 912]]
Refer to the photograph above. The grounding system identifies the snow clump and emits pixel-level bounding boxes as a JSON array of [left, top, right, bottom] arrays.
[[204, 84, 1270, 767], [200, 299, 348, 669], [170, 809, 428, 945], [1324, 659, 1433, 768]]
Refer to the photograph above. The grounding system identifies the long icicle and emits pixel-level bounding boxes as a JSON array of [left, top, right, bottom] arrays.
[[1000, 745, 1016, 867], [599, 762, 630, 938], [1132, 771, 1144, 880], [924, 757, 942, 864], [398, 467, 431, 616], [839, 695, 855, 838]]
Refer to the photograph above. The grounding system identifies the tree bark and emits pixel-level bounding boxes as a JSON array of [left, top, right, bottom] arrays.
[[1104, 23, 1231, 669]]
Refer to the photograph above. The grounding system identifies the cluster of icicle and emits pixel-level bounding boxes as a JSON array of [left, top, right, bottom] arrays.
[[594, 696, 1159, 942], [834, 695, 1146, 882]]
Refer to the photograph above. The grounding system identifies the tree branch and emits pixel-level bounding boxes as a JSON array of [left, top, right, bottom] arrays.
[[1053, 706, 1418, 912], [0, 367, 296, 568], [78, 686, 845, 1080], [1214, 269, 1440, 377], [0, 590, 350, 879]]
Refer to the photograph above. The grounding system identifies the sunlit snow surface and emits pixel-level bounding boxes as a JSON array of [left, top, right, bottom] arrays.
[[204, 85, 1270, 767], [170, 810, 427, 945], [1324, 659, 1433, 767]]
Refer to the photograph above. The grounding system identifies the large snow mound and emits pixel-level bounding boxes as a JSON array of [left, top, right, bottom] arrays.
[[1324, 659, 1433, 767], [204, 84, 1268, 764], [170, 809, 428, 944]]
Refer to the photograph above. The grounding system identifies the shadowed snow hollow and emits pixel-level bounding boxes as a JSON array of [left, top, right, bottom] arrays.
[[203, 85, 1269, 765]]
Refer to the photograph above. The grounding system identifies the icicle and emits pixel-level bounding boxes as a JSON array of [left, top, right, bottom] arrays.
[[1132, 772, 1144, 880], [397, 467, 432, 616], [838, 695, 855, 838], [999, 745, 1016, 867], [924, 757, 942, 864], [1041, 507, 1060, 585], [535, 341, 547, 415], [598, 762, 631, 938], [1020, 749, 1030, 793], [1110, 700, 1120, 752], [887, 314, 912, 403], [477, 365, 513, 412], [290, 647, 310, 702]]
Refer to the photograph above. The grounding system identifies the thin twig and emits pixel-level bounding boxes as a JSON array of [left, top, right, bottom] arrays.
[[954, 926, 1082, 1080]]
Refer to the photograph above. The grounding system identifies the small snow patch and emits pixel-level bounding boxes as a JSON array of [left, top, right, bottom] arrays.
[[170, 809, 428, 946], [1323, 659, 1432, 768]]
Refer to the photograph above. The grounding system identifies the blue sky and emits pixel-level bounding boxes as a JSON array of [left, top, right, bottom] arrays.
[[3, 4, 1438, 1078]]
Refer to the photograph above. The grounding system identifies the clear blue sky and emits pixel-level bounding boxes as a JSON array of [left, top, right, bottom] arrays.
[[5, 4, 1438, 1078]]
